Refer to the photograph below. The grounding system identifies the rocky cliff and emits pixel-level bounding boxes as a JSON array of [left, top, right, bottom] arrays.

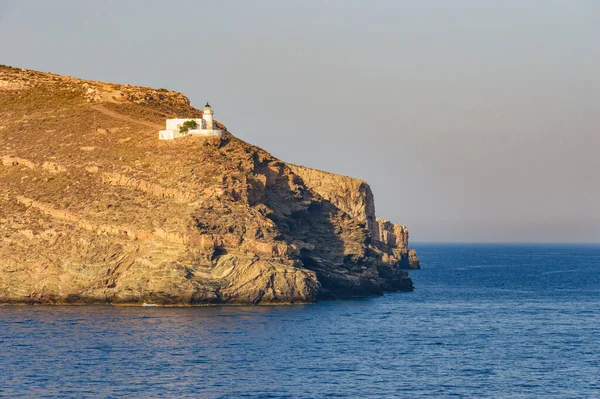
[[0, 65, 419, 305]]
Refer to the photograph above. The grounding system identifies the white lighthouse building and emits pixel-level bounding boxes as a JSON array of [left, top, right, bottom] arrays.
[[158, 103, 225, 140]]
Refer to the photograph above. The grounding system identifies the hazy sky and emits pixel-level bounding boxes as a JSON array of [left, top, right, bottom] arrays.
[[1, 0, 599, 242]]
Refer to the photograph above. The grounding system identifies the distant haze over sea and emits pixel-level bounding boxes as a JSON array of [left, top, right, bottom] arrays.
[[1, 0, 598, 242]]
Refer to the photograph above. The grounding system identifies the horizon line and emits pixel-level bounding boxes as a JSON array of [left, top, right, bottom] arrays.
[[411, 241, 600, 245]]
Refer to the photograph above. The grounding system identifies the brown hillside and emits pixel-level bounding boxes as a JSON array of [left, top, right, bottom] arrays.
[[0, 65, 418, 305]]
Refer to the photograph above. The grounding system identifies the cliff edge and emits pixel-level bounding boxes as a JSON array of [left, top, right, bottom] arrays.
[[0, 65, 419, 305]]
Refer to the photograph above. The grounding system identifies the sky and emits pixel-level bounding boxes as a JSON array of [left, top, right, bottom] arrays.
[[1, 0, 599, 243]]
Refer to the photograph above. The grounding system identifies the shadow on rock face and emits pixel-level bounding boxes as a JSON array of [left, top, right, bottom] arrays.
[[260, 167, 414, 299]]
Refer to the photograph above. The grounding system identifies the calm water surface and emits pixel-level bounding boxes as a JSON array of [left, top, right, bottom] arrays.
[[1, 244, 599, 398]]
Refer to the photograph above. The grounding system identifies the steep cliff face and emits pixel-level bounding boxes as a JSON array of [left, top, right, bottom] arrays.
[[289, 166, 420, 271], [0, 65, 419, 305], [288, 165, 377, 229]]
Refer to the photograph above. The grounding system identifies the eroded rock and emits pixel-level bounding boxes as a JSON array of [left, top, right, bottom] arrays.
[[0, 65, 419, 305]]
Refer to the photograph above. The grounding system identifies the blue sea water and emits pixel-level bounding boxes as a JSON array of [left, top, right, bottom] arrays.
[[1, 244, 599, 398]]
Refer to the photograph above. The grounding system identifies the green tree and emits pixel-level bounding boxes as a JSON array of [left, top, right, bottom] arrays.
[[179, 120, 198, 133]]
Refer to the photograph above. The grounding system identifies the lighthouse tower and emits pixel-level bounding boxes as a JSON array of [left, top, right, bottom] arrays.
[[203, 102, 214, 130]]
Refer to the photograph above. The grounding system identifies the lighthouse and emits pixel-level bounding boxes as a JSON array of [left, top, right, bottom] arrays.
[[203, 102, 214, 130], [158, 102, 225, 140]]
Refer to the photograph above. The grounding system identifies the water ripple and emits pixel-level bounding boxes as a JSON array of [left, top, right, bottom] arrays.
[[1, 244, 599, 398]]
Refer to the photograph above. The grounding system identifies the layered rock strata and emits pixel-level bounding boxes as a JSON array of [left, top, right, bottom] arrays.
[[0, 65, 419, 305]]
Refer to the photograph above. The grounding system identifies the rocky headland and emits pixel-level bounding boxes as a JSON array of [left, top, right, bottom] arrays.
[[0, 65, 419, 305]]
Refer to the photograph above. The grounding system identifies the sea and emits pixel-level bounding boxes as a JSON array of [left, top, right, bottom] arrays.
[[1, 244, 599, 398]]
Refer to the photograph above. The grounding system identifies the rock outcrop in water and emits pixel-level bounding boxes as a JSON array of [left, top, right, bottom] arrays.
[[0, 65, 419, 305]]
